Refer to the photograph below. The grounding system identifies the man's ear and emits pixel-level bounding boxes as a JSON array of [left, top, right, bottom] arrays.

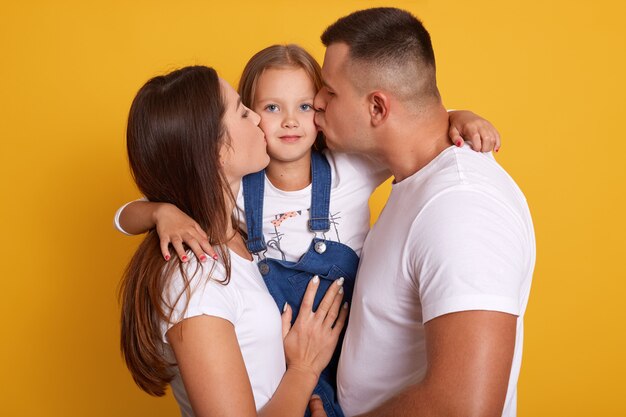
[[368, 91, 390, 127]]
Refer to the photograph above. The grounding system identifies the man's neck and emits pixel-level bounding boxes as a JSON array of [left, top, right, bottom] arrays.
[[376, 105, 451, 183]]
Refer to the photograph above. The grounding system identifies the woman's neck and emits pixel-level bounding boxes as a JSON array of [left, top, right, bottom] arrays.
[[223, 183, 252, 260], [265, 154, 312, 191], [226, 230, 252, 261]]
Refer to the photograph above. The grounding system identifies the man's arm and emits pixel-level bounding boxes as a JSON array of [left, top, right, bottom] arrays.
[[359, 310, 516, 417]]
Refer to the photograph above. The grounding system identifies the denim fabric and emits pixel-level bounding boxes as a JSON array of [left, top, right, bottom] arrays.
[[242, 151, 358, 417]]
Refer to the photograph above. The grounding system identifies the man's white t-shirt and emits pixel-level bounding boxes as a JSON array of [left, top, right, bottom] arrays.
[[337, 145, 536, 417], [235, 150, 388, 262], [161, 251, 286, 416]]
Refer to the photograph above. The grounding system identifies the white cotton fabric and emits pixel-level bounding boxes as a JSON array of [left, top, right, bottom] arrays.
[[114, 151, 387, 262], [234, 150, 388, 262], [337, 145, 536, 417], [161, 251, 286, 416]]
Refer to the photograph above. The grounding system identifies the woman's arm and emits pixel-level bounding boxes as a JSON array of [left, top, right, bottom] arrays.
[[168, 277, 348, 417], [168, 315, 259, 416]]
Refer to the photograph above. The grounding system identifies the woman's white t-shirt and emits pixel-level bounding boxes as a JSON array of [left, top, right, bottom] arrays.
[[161, 250, 286, 416]]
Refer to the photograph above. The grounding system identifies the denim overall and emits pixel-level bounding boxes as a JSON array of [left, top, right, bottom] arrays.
[[242, 151, 358, 417]]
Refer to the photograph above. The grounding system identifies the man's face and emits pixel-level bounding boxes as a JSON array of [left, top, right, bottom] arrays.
[[314, 43, 369, 153]]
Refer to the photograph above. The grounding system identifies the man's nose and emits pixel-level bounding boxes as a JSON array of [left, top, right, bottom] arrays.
[[313, 89, 327, 112]]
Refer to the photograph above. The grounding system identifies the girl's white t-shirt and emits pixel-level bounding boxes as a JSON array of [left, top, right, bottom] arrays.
[[115, 151, 388, 262], [234, 150, 388, 262]]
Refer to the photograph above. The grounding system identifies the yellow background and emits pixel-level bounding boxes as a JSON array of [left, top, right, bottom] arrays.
[[1, 0, 624, 415]]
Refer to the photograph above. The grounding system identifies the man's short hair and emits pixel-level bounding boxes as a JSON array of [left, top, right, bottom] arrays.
[[321, 7, 440, 106]]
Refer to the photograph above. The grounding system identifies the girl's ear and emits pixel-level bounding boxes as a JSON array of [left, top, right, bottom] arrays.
[[368, 91, 390, 127]]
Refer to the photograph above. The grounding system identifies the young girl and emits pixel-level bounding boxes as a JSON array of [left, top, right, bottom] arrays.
[[116, 45, 500, 417], [120, 65, 348, 417]]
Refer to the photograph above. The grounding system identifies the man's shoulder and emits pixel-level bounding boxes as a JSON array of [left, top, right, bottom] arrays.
[[425, 147, 526, 206]]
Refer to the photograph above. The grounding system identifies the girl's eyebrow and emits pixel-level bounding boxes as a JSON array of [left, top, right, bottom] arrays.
[[256, 96, 315, 103]]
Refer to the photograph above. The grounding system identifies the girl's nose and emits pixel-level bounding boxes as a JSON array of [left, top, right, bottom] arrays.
[[282, 114, 299, 128]]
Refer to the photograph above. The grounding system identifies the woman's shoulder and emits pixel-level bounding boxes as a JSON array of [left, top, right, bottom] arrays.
[[163, 256, 245, 332]]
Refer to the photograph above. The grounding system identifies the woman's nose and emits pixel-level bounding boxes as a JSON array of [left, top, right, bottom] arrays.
[[250, 109, 261, 126]]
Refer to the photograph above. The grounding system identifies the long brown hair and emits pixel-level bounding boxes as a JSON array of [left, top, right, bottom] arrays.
[[238, 44, 326, 150], [119, 66, 234, 396]]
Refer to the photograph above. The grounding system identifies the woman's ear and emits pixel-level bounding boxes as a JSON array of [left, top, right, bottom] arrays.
[[218, 144, 228, 167], [368, 91, 390, 127]]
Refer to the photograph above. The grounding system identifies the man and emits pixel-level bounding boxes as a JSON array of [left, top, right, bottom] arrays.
[[312, 8, 535, 417]]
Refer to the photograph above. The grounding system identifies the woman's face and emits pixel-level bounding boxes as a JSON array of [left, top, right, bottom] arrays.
[[219, 79, 270, 183]]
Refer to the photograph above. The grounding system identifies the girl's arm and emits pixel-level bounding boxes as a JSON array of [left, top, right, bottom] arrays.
[[116, 199, 159, 235], [116, 200, 216, 262], [167, 277, 348, 417], [448, 110, 501, 152]]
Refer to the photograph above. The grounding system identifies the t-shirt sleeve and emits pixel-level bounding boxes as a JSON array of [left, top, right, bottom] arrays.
[[325, 150, 390, 189], [410, 189, 528, 323], [162, 259, 243, 342], [113, 197, 148, 235]]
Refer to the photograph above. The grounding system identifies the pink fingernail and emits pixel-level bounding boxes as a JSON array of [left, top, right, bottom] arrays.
[[200, 255, 207, 262], [212, 253, 219, 260], [455, 140, 462, 147], [495, 147, 500, 153], [164, 255, 170, 261], [182, 255, 188, 262]]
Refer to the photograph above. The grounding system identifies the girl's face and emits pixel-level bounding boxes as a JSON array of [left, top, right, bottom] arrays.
[[219, 79, 270, 183], [253, 67, 318, 166]]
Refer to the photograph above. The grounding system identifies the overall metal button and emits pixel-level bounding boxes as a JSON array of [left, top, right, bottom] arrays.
[[314, 241, 327, 254], [259, 262, 270, 275]]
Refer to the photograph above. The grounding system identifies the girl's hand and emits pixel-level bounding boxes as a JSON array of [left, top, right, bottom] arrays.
[[448, 110, 501, 153], [280, 276, 349, 378], [154, 203, 217, 262]]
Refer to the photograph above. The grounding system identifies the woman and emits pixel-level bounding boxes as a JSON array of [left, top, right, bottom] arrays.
[[119, 65, 347, 416]]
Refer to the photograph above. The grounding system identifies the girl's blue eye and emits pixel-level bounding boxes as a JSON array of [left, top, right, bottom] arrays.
[[300, 104, 313, 111], [265, 104, 279, 112]]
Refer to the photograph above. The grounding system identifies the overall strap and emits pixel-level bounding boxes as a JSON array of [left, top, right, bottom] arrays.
[[242, 170, 267, 254], [308, 151, 331, 232]]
